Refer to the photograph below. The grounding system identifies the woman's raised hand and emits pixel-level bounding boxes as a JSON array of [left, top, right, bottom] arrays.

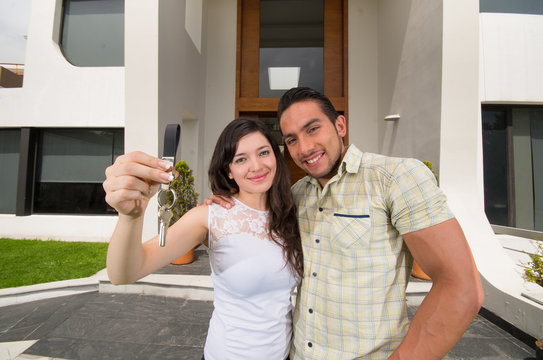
[[103, 151, 173, 217]]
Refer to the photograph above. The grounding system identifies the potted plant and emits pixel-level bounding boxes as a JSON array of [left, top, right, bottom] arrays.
[[168, 160, 199, 264]]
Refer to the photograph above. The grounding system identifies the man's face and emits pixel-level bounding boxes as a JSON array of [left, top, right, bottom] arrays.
[[280, 100, 346, 187]]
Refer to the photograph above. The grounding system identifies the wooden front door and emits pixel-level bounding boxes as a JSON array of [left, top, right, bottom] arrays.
[[236, 0, 348, 184]]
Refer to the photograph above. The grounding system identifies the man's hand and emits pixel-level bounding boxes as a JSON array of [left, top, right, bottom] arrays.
[[203, 194, 235, 209]]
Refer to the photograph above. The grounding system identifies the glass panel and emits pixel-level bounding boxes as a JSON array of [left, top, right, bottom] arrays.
[[480, 0, 543, 15], [259, 117, 283, 152], [531, 110, 543, 231], [512, 109, 534, 230], [259, 0, 324, 97], [34, 182, 110, 214], [61, 0, 124, 67], [34, 128, 123, 214], [0, 129, 20, 213], [113, 128, 124, 161], [38, 129, 115, 183], [482, 109, 509, 226]]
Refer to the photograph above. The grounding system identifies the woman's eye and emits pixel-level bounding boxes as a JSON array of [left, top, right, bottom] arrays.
[[259, 150, 270, 157], [234, 158, 245, 164]]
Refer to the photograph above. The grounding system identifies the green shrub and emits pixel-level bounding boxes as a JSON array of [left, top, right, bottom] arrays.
[[524, 240, 543, 287], [170, 160, 199, 224]]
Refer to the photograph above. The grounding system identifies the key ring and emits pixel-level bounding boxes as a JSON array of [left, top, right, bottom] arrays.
[[157, 186, 177, 210], [157, 124, 181, 248]]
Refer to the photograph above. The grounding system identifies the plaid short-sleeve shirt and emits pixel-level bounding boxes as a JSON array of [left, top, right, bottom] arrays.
[[290, 145, 454, 360]]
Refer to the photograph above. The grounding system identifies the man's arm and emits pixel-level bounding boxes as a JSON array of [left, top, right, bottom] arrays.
[[389, 218, 484, 360]]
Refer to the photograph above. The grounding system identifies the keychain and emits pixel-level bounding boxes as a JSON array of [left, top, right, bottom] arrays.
[[156, 124, 180, 247]]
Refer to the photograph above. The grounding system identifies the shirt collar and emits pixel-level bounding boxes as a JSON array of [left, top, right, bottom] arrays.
[[339, 144, 363, 175], [302, 144, 363, 187]]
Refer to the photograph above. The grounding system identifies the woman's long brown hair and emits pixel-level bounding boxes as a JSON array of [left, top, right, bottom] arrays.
[[208, 118, 303, 278]]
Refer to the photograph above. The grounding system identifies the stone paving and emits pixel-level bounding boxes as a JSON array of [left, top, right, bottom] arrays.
[[0, 247, 539, 359]]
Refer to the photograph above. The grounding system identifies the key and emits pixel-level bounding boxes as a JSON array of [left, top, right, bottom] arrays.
[[158, 205, 173, 247]]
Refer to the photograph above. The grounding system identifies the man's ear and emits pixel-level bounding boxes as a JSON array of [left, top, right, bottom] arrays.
[[335, 115, 347, 138]]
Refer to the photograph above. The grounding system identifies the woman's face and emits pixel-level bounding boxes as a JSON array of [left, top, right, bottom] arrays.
[[228, 131, 277, 196]]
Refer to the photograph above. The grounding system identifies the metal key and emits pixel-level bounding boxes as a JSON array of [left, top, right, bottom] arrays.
[[158, 205, 173, 247]]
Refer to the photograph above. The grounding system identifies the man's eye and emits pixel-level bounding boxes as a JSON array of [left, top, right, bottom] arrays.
[[285, 138, 296, 146], [308, 126, 319, 134]]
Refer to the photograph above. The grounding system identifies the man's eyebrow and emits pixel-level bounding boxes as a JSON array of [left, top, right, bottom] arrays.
[[282, 118, 321, 141]]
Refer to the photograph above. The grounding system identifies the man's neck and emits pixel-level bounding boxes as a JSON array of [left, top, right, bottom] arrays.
[[316, 145, 348, 188]]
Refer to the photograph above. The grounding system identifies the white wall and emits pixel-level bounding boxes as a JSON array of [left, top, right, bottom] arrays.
[[480, 13, 543, 104], [125, 0, 209, 240], [0, 0, 124, 128], [377, 0, 443, 168], [124, 0, 160, 240], [201, 0, 237, 200], [348, 0, 443, 171], [159, 0, 207, 191], [0, 0, 124, 242], [348, 0, 379, 153], [441, 1, 543, 339]]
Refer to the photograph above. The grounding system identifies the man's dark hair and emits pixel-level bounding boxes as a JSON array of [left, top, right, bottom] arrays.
[[277, 87, 339, 124]]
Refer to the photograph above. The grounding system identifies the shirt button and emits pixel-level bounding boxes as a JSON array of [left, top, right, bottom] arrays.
[[308, 342, 313, 348], [318, 207, 323, 212], [312, 272, 317, 277], [308, 308, 313, 313], [315, 239, 320, 243]]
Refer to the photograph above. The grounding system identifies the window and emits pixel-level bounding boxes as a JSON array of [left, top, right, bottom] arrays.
[[236, 0, 346, 114], [61, 0, 124, 66], [0, 129, 21, 213], [480, 0, 543, 15], [33, 128, 123, 214], [482, 106, 543, 231], [258, 0, 324, 97]]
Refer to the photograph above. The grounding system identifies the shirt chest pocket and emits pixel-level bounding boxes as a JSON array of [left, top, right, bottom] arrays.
[[331, 210, 371, 248]]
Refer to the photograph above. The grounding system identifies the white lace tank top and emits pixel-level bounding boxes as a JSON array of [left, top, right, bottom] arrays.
[[203, 197, 299, 360]]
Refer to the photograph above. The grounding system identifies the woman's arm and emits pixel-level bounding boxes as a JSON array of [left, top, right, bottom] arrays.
[[103, 151, 208, 285], [107, 205, 209, 284]]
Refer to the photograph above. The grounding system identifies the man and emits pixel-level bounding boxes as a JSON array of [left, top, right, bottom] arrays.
[[276, 87, 483, 359]]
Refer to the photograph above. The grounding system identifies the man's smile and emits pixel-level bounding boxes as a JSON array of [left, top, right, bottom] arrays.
[[304, 152, 324, 166]]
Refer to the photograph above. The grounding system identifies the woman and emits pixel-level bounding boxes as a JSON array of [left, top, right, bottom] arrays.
[[103, 118, 303, 360]]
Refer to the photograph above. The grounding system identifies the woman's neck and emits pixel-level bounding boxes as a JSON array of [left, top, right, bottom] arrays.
[[233, 191, 268, 211]]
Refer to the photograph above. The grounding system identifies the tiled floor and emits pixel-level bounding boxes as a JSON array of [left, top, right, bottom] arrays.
[[0, 247, 539, 359], [0, 292, 212, 360]]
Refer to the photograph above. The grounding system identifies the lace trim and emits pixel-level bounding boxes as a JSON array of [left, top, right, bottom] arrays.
[[209, 198, 270, 243]]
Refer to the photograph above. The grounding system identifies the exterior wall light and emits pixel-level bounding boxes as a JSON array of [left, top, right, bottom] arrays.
[[384, 114, 400, 121]]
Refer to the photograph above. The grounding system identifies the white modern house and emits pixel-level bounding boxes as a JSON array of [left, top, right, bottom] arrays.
[[0, 0, 542, 340]]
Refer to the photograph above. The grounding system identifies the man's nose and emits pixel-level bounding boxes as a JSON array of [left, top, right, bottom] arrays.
[[297, 135, 313, 156]]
